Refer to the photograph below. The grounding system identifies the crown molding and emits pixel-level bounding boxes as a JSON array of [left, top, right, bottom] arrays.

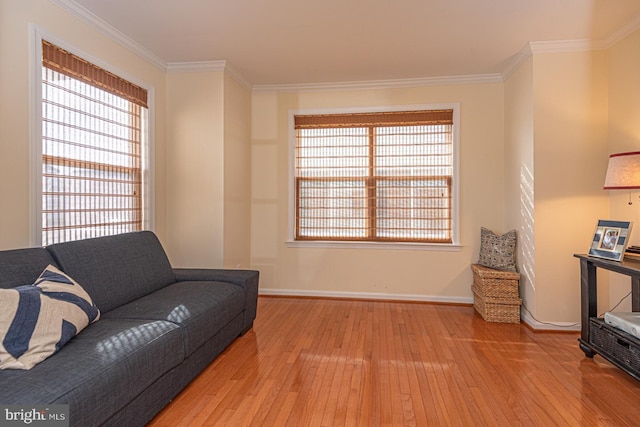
[[501, 38, 607, 81], [529, 39, 606, 53], [252, 73, 503, 93], [166, 61, 252, 90], [49, 0, 167, 71], [166, 61, 227, 73], [502, 13, 640, 80], [221, 62, 252, 91], [500, 43, 533, 81], [603, 13, 640, 48]]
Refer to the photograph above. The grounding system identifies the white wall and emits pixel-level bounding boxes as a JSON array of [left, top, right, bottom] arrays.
[[532, 50, 609, 322], [0, 0, 168, 250], [251, 83, 505, 301], [164, 71, 252, 268], [504, 49, 610, 326], [165, 71, 225, 267], [223, 74, 252, 269], [504, 57, 536, 314]]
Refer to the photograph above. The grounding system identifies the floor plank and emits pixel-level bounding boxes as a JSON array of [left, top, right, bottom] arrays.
[[148, 297, 640, 426]]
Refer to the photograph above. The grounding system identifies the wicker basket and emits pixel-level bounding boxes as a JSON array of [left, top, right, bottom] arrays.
[[589, 318, 640, 378], [471, 264, 520, 299], [472, 284, 522, 324]]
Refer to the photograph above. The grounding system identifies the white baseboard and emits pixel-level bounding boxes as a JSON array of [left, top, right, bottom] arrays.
[[258, 288, 474, 305], [520, 311, 581, 331]]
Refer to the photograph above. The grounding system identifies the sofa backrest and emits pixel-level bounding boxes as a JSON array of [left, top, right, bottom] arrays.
[[46, 231, 176, 313], [0, 248, 58, 289]]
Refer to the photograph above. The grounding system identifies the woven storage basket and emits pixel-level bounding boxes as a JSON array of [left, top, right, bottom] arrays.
[[472, 284, 522, 323], [471, 264, 520, 299], [589, 318, 640, 378]]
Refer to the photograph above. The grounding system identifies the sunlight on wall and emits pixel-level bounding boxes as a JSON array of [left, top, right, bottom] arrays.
[[519, 162, 535, 304]]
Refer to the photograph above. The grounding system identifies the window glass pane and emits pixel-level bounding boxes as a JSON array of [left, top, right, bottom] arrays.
[[376, 178, 451, 242], [375, 125, 452, 177], [42, 162, 140, 240], [297, 179, 367, 238], [294, 110, 454, 243], [297, 128, 368, 178]]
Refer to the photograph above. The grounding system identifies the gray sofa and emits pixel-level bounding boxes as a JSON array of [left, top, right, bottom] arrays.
[[0, 231, 259, 426]]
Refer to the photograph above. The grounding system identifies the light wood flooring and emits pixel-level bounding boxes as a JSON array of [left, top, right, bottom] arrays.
[[148, 297, 640, 426]]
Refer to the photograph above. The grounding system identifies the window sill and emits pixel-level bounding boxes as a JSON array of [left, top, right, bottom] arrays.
[[285, 240, 462, 251]]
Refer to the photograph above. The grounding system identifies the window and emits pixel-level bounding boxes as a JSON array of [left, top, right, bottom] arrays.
[[40, 40, 149, 245], [292, 108, 456, 245]]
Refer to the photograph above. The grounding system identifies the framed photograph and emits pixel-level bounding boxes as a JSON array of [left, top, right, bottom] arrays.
[[589, 220, 632, 261]]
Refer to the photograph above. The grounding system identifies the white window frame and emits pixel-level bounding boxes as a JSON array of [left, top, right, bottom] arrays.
[[286, 103, 461, 251], [29, 26, 155, 247]]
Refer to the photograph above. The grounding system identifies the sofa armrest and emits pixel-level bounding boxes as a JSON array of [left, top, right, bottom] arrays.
[[173, 268, 259, 333]]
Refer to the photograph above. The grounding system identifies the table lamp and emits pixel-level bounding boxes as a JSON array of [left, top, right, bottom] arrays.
[[604, 151, 640, 256]]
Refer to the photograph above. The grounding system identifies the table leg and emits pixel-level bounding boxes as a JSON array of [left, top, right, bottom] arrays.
[[580, 258, 597, 344]]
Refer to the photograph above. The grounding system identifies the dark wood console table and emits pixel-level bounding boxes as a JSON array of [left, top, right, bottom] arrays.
[[575, 254, 640, 379]]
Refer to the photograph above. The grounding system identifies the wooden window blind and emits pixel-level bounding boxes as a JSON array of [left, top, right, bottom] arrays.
[[41, 40, 147, 245], [294, 110, 454, 243]]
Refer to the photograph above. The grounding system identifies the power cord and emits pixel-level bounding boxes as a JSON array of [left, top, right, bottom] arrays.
[[520, 291, 632, 328], [598, 291, 632, 318], [521, 303, 579, 328]]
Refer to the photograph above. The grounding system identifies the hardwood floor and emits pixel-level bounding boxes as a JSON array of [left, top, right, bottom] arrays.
[[148, 297, 640, 426]]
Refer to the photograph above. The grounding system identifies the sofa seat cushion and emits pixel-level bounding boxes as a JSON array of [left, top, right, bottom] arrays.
[[0, 318, 183, 426], [103, 281, 245, 355]]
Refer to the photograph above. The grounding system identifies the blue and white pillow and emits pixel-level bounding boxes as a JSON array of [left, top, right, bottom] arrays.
[[0, 265, 100, 370]]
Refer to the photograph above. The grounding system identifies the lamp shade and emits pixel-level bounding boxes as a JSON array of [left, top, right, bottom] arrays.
[[603, 151, 640, 190]]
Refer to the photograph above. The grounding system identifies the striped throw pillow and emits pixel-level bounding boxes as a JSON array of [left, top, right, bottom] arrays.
[[0, 265, 100, 370]]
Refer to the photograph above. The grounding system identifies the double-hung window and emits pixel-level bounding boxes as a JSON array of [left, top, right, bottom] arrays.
[[40, 40, 149, 246], [292, 107, 457, 245]]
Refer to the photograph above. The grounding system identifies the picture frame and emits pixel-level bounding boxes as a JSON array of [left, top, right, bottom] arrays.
[[588, 219, 632, 261]]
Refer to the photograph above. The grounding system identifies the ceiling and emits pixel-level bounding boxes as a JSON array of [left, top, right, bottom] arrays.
[[67, 0, 640, 87]]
